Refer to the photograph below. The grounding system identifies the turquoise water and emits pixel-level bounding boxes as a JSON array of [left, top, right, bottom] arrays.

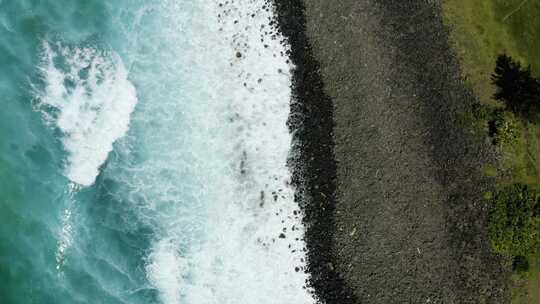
[[0, 1, 313, 303]]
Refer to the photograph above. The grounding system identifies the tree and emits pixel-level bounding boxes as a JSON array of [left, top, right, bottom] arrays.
[[491, 54, 540, 122]]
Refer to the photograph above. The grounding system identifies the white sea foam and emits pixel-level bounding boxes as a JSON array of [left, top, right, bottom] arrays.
[[95, 0, 314, 303], [55, 182, 80, 271], [36, 41, 137, 186], [146, 239, 187, 304]]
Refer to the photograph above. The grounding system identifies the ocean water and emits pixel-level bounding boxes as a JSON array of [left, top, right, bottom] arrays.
[[0, 1, 314, 303]]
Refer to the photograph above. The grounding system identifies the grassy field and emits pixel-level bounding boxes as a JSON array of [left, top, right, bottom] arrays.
[[442, 0, 540, 187], [442, 0, 540, 103], [442, 0, 540, 302]]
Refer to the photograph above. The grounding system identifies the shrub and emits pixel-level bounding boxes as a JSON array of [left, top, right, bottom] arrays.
[[487, 110, 519, 146], [489, 184, 540, 257], [512, 255, 529, 273]]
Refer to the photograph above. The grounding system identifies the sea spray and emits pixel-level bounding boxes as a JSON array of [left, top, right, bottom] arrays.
[[35, 41, 137, 187], [106, 1, 315, 302]]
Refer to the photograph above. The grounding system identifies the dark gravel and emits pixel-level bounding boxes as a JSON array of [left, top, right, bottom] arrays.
[[274, 0, 511, 303], [273, 1, 357, 303]]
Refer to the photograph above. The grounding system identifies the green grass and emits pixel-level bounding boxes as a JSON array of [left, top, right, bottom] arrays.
[[500, 119, 540, 188], [442, 0, 540, 188], [443, 0, 540, 104], [511, 255, 540, 303], [442, 1, 540, 302]]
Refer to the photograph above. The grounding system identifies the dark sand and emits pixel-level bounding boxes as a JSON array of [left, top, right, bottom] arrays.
[[275, 0, 510, 303]]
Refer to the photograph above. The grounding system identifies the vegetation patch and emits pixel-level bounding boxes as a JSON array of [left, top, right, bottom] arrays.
[[442, 0, 540, 302], [442, 0, 540, 104], [511, 255, 540, 303], [489, 184, 540, 257], [488, 184, 539, 303]]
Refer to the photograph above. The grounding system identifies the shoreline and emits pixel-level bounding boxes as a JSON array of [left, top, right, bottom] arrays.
[[275, 0, 510, 303], [273, 1, 357, 303]]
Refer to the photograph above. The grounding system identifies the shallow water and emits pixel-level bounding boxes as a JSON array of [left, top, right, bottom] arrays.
[[0, 1, 313, 303]]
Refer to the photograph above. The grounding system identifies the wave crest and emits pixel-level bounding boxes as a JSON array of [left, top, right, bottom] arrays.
[[35, 41, 137, 186]]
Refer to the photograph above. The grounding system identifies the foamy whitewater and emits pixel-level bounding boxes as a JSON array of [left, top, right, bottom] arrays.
[[19, 0, 315, 303], [37, 42, 138, 186]]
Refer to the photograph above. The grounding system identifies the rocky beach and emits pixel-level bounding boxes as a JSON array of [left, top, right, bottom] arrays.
[[275, 0, 510, 303]]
